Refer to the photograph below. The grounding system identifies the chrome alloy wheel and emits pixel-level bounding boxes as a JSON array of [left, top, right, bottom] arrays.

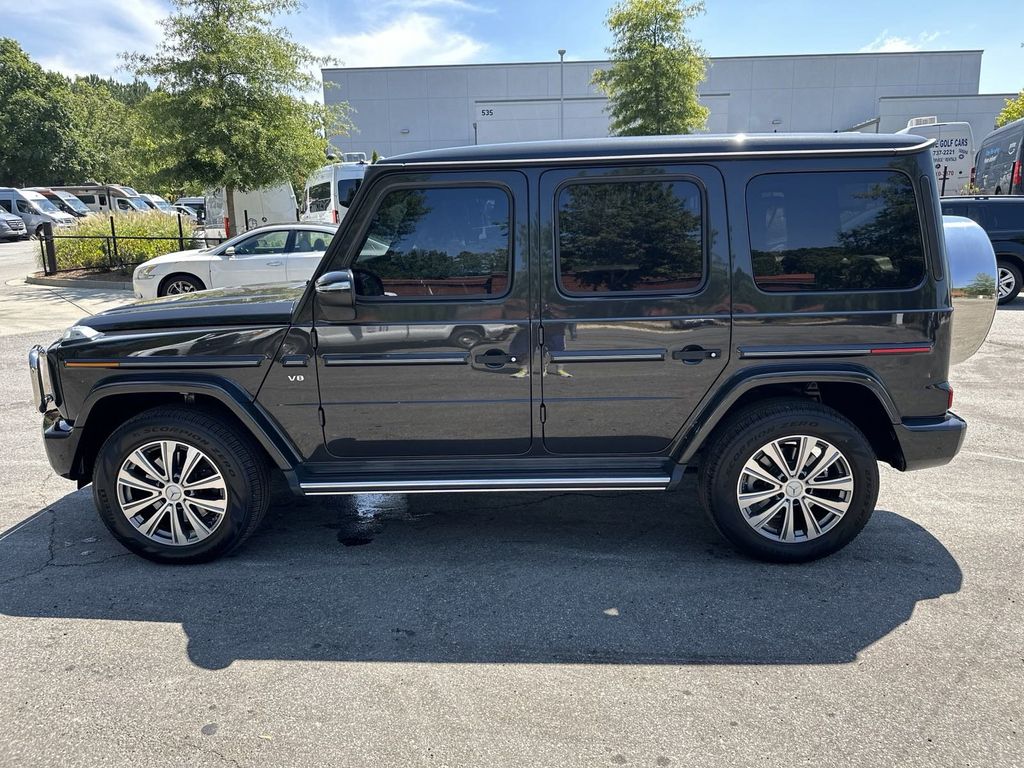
[[116, 440, 228, 546], [165, 279, 197, 294], [997, 266, 1016, 301], [736, 435, 854, 543]]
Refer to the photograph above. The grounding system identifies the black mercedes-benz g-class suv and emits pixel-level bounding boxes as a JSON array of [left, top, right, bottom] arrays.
[[940, 195, 1024, 304], [29, 134, 996, 564]]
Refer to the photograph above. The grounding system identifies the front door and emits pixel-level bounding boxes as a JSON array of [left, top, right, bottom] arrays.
[[209, 229, 291, 288], [537, 165, 731, 454], [315, 171, 532, 458]]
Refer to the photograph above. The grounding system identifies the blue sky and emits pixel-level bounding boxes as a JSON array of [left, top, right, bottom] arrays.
[[4, 0, 1021, 93]]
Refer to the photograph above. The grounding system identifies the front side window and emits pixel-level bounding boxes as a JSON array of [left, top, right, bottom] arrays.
[[748, 171, 926, 293], [308, 182, 331, 213], [117, 198, 132, 211], [351, 186, 511, 299], [338, 178, 361, 208], [232, 231, 289, 255], [17, 201, 35, 214], [0, 200, 11, 213], [556, 179, 704, 294]]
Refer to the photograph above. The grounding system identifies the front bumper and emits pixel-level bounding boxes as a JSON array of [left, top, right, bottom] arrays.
[[894, 411, 967, 471], [42, 409, 79, 478]]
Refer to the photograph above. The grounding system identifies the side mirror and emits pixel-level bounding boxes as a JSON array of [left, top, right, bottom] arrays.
[[223, 246, 236, 257], [315, 269, 356, 318]]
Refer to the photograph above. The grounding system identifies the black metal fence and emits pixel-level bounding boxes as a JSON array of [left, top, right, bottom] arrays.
[[38, 216, 226, 276]]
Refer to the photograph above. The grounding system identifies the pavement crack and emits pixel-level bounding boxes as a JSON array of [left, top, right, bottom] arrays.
[[0, 511, 56, 586]]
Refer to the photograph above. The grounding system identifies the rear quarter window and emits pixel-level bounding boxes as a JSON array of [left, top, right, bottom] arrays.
[[747, 170, 926, 293]]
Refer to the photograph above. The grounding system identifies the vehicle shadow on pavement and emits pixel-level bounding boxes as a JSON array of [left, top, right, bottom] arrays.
[[0, 479, 962, 670]]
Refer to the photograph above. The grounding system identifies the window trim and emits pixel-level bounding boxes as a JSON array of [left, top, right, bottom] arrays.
[[744, 168, 929, 297], [346, 180, 516, 304], [552, 174, 709, 299]]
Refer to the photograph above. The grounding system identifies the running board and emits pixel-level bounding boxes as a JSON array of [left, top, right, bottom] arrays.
[[298, 475, 672, 496]]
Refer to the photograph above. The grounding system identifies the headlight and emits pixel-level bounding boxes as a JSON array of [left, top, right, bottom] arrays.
[[135, 264, 159, 280], [61, 325, 104, 342]]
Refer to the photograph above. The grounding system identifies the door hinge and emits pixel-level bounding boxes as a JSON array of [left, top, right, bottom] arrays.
[[539, 403, 547, 424], [537, 324, 545, 347], [318, 406, 325, 427]]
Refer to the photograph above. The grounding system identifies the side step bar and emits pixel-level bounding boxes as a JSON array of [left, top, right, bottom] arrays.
[[299, 475, 672, 496]]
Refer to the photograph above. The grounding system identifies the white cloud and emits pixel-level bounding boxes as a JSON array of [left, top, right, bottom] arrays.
[[316, 12, 487, 68], [859, 30, 943, 53], [4, 0, 165, 79]]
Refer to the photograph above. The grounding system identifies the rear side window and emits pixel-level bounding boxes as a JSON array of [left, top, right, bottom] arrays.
[[987, 204, 1024, 231], [307, 181, 331, 213], [351, 186, 511, 299], [747, 171, 926, 293], [556, 179, 704, 294], [78, 194, 95, 204]]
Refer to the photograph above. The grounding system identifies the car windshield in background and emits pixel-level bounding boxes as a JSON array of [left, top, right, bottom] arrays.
[[33, 197, 60, 214], [56, 194, 90, 214], [156, 201, 175, 212], [126, 197, 150, 212]]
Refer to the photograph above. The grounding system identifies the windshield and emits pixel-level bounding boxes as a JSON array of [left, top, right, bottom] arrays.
[[126, 196, 150, 212], [32, 197, 61, 214], [57, 193, 90, 215], [155, 201, 175, 212]]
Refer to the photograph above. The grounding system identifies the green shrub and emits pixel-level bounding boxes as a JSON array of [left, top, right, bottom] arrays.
[[53, 212, 196, 272]]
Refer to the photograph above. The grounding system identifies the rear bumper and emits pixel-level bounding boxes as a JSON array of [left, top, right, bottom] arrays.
[[894, 411, 967, 471]]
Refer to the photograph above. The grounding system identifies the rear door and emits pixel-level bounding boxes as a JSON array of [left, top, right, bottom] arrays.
[[537, 165, 731, 454]]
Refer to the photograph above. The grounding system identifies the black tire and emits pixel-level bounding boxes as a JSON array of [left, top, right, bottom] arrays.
[[997, 258, 1022, 305], [92, 406, 270, 564], [697, 398, 879, 563], [158, 273, 205, 296]]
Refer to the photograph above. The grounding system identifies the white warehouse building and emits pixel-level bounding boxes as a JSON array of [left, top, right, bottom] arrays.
[[322, 50, 1014, 158]]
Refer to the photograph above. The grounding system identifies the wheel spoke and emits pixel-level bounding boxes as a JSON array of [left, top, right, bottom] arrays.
[[738, 487, 784, 506], [160, 441, 175, 482], [780, 500, 796, 542], [793, 436, 815, 479], [121, 492, 161, 516], [804, 492, 849, 519], [747, 498, 787, 530], [168, 504, 186, 545], [139, 504, 170, 537], [129, 448, 167, 483], [765, 441, 793, 478], [741, 461, 784, 489], [182, 504, 214, 540], [179, 446, 203, 486], [808, 447, 842, 481], [183, 473, 223, 492], [806, 474, 854, 492], [185, 495, 227, 516], [800, 502, 823, 539], [117, 469, 163, 493]]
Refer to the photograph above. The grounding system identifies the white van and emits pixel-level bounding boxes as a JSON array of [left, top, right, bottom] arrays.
[[52, 184, 150, 215], [0, 188, 76, 237], [27, 188, 93, 219], [202, 183, 299, 239], [897, 118, 974, 196], [140, 193, 176, 214], [301, 160, 367, 224]]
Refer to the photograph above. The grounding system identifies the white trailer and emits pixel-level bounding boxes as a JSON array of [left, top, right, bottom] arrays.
[[897, 117, 975, 196]]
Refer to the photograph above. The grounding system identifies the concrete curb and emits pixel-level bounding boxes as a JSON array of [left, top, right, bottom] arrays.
[[25, 275, 132, 291]]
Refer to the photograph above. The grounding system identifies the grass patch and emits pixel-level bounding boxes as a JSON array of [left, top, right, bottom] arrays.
[[53, 213, 196, 271]]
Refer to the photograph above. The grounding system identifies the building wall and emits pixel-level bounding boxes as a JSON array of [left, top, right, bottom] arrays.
[[323, 51, 995, 157]]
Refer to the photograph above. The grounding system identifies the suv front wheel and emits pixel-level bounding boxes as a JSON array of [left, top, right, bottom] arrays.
[[698, 399, 879, 563], [92, 406, 270, 563]]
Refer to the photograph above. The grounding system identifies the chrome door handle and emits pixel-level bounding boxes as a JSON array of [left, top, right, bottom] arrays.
[[266, 260, 284, 266]]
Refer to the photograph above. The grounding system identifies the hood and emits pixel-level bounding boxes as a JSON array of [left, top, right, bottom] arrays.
[[136, 248, 210, 268], [79, 282, 305, 332]]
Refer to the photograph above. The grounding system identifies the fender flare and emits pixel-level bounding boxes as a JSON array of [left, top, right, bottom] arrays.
[[673, 364, 900, 464], [75, 376, 300, 471]]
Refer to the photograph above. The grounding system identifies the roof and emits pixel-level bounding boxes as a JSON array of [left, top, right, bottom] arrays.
[[376, 133, 931, 167]]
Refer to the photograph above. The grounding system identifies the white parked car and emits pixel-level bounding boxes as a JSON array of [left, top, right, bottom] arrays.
[[132, 223, 337, 299]]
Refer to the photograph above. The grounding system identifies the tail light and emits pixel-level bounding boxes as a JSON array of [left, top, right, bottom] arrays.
[[1013, 161, 1022, 191], [224, 217, 231, 239], [332, 208, 339, 224]]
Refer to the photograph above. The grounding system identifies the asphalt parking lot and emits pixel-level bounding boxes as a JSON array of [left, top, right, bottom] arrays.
[[0, 237, 1021, 767]]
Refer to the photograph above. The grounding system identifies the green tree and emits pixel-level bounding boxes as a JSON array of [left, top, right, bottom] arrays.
[[69, 78, 156, 189], [996, 90, 1024, 128], [127, 0, 352, 232], [0, 38, 83, 186], [592, 0, 709, 136]]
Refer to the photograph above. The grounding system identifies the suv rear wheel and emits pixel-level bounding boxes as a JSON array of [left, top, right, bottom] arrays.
[[997, 258, 1021, 304], [698, 398, 878, 563], [92, 406, 270, 563]]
